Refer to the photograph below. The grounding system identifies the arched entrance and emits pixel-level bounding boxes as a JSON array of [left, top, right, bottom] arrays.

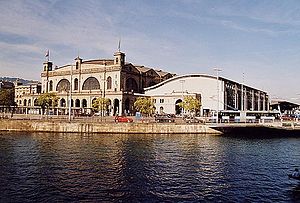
[[159, 106, 164, 114], [125, 98, 130, 115], [60, 98, 66, 107], [113, 99, 119, 116], [82, 99, 87, 108], [75, 99, 80, 107], [175, 99, 183, 115]]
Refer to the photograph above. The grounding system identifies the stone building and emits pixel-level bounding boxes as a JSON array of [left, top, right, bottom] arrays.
[[14, 80, 42, 107], [40, 51, 174, 115]]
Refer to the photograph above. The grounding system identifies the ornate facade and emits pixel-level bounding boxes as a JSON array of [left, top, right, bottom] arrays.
[[40, 51, 174, 115]]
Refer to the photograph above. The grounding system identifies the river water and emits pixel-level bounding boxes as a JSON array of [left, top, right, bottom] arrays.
[[0, 132, 299, 202]]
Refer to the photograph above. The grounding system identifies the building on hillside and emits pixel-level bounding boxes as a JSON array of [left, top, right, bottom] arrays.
[[14, 80, 42, 107], [39, 50, 175, 115], [144, 74, 269, 117], [0, 80, 14, 90]]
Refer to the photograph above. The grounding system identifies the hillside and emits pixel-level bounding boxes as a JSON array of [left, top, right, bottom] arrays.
[[0, 77, 39, 85]]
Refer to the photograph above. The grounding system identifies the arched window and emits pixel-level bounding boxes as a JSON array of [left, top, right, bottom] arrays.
[[56, 79, 70, 92], [125, 78, 138, 92], [107, 76, 112, 89], [82, 77, 100, 90], [34, 99, 38, 106], [23, 99, 27, 106], [82, 99, 87, 108], [28, 99, 31, 106], [75, 99, 80, 107], [49, 80, 53, 91], [60, 98, 66, 107], [74, 78, 78, 90]]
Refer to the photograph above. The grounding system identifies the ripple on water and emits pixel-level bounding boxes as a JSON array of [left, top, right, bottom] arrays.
[[0, 132, 299, 202]]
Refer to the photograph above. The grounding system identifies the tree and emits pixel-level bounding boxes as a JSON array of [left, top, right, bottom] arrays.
[[0, 89, 15, 106], [134, 97, 155, 116], [37, 92, 59, 113], [92, 97, 110, 116], [0, 89, 16, 117], [179, 96, 201, 116]]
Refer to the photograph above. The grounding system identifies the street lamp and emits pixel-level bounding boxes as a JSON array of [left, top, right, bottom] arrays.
[[68, 64, 73, 122], [179, 79, 185, 117], [213, 68, 222, 124]]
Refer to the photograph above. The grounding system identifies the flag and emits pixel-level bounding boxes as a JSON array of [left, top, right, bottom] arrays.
[[45, 50, 49, 57]]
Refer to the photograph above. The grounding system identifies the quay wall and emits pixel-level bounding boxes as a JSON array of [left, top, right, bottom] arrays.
[[0, 119, 221, 134]]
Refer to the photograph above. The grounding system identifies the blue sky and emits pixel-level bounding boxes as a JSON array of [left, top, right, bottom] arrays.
[[1, 0, 300, 103]]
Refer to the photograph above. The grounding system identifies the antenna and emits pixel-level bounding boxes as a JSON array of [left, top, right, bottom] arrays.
[[118, 38, 121, 52]]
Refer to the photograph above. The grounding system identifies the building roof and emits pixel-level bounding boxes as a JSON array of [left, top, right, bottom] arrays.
[[82, 59, 114, 65], [144, 73, 268, 94]]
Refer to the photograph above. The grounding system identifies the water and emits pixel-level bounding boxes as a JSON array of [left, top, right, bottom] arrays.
[[0, 132, 299, 202]]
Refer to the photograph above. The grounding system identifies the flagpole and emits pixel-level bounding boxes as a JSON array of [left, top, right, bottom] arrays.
[[69, 64, 73, 122]]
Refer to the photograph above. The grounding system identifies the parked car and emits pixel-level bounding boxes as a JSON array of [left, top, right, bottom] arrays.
[[184, 116, 201, 123], [154, 114, 175, 123], [115, 115, 133, 123]]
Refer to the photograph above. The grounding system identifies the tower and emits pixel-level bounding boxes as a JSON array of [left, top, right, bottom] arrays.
[[74, 56, 82, 70], [114, 51, 125, 66], [43, 61, 53, 71]]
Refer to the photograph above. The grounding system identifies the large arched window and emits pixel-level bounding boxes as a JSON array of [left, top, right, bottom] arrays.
[[49, 80, 53, 91], [125, 78, 138, 92], [107, 76, 112, 89], [82, 77, 100, 90], [56, 79, 70, 92], [74, 78, 79, 90]]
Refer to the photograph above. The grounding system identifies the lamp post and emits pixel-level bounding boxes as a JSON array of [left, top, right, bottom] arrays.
[[213, 68, 222, 124], [68, 64, 73, 122], [179, 79, 185, 117]]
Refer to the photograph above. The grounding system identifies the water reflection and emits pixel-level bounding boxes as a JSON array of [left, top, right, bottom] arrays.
[[0, 132, 299, 202]]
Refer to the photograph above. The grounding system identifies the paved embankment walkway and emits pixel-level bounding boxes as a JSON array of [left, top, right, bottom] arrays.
[[0, 119, 221, 134]]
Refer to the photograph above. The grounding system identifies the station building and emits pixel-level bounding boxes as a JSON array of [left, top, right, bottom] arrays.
[[144, 74, 269, 116], [40, 50, 174, 115]]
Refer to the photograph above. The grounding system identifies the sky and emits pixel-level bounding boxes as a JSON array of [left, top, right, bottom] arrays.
[[0, 0, 300, 103]]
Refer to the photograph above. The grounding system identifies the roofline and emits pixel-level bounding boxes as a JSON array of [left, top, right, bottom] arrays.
[[144, 73, 268, 94]]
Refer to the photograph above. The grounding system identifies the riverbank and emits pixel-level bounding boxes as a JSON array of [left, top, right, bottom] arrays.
[[0, 119, 221, 134]]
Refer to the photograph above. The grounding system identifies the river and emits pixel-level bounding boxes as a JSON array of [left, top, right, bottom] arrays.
[[0, 132, 299, 202]]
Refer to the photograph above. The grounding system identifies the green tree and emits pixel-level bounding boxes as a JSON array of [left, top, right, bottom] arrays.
[[92, 97, 110, 116], [179, 96, 201, 115], [0, 89, 15, 106], [37, 92, 59, 113], [134, 97, 155, 116]]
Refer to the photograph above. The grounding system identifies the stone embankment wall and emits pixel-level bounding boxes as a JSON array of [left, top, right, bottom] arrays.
[[0, 119, 221, 134]]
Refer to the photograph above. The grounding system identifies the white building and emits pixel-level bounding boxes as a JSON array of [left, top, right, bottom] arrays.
[[144, 74, 269, 116]]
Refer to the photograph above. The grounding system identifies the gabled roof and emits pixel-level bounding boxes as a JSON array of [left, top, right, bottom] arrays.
[[135, 66, 151, 73], [155, 69, 171, 77]]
